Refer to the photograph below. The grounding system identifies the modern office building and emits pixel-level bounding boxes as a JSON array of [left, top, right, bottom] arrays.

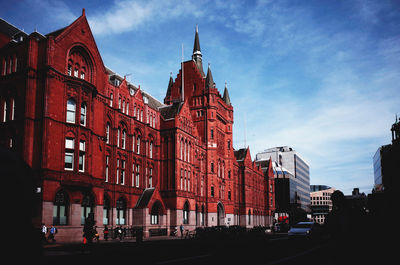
[[255, 146, 310, 213], [310, 185, 335, 224], [372, 117, 400, 194]]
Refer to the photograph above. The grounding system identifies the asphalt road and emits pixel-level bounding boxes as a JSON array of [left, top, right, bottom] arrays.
[[41, 236, 324, 265], [41, 233, 391, 265]]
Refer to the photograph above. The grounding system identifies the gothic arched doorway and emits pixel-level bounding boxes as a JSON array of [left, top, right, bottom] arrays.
[[217, 202, 225, 226]]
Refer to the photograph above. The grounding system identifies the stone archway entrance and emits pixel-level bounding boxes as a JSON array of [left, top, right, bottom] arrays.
[[217, 202, 225, 226]]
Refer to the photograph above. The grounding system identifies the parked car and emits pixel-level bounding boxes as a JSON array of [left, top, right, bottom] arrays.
[[288, 222, 319, 238]]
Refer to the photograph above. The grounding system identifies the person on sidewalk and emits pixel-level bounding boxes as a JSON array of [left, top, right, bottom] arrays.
[[103, 225, 109, 241], [180, 224, 184, 239], [48, 225, 57, 243], [41, 223, 48, 243]]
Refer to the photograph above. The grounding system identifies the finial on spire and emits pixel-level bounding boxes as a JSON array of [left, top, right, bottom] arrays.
[[82, 8, 86, 16], [196, 24, 198, 33]]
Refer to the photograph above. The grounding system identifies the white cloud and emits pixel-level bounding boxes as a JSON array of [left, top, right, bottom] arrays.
[[88, 0, 204, 35]]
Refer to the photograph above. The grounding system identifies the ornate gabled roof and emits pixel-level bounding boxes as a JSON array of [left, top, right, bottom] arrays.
[[0, 18, 27, 39], [159, 102, 184, 120], [234, 148, 248, 161], [222, 82, 231, 105], [205, 64, 215, 89], [135, 188, 155, 208]]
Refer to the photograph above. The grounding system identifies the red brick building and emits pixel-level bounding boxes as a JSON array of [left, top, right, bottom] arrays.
[[0, 11, 274, 242]]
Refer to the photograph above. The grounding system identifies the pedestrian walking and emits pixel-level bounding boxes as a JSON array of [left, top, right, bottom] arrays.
[[41, 223, 48, 243], [48, 225, 57, 243], [94, 226, 99, 243], [103, 225, 109, 241], [118, 226, 123, 240], [180, 224, 184, 239]]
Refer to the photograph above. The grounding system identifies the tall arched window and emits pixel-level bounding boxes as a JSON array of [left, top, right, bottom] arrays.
[[137, 136, 141, 154], [122, 129, 126, 149], [183, 201, 190, 224], [117, 128, 120, 148], [116, 197, 126, 225], [188, 143, 190, 162], [10, 98, 15, 120], [2, 100, 6, 122], [66, 98, 76, 123], [81, 193, 94, 225], [53, 190, 69, 225], [106, 123, 110, 144], [149, 141, 153, 159], [80, 103, 87, 126], [180, 138, 183, 160], [103, 195, 110, 225]]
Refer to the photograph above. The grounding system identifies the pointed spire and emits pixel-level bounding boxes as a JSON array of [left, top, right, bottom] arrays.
[[192, 25, 204, 77], [222, 81, 231, 105], [166, 72, 173, 97], [205, 63, 215, 89], [193, 24, 201, 54]]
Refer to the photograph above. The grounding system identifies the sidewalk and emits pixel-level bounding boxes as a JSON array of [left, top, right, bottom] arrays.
[[43, 235, 181, 249]]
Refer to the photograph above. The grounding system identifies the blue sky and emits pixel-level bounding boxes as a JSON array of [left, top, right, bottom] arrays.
[[2, 0, 400, 194]]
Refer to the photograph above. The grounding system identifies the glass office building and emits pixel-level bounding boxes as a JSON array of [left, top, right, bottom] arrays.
[[256, 146, 310, 213]]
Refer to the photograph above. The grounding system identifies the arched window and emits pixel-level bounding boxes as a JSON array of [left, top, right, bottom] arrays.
[[103, 195, 110, 225], [188, 171, 191, 192], [66, 98, 76, 123], [79, 140, 86, 172], [10, 98, 15, 120], [137, 135, 141, 154], [149, 141, 153, 159], [106, 123, 110, 144], [81, 193, 94, 225], [248, 209, 251, 225], [149, 167, 153, 188], [180, 138, 183, 160], [117, 128, 120, 148], [2, 100, 6, 122], [184, 140, 187, 161], [116, 197, 126, 225], [201, 205, 205, 226], [53, 190, 69, 225], [67, 46, 93, 82], [188, 143, 190, 162], [122, 129, 126, 149], [183, 201, 189, 224], [218, 160, 221, 178], [180, 168, 183, 190], [80, 103, 87, 126]]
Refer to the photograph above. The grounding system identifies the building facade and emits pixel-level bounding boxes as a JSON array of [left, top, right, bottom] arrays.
[[255, 146, 311, 213], [373, 117, 400, 194], [310, 185, 335, 224], [0, 11, 271, 242]]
